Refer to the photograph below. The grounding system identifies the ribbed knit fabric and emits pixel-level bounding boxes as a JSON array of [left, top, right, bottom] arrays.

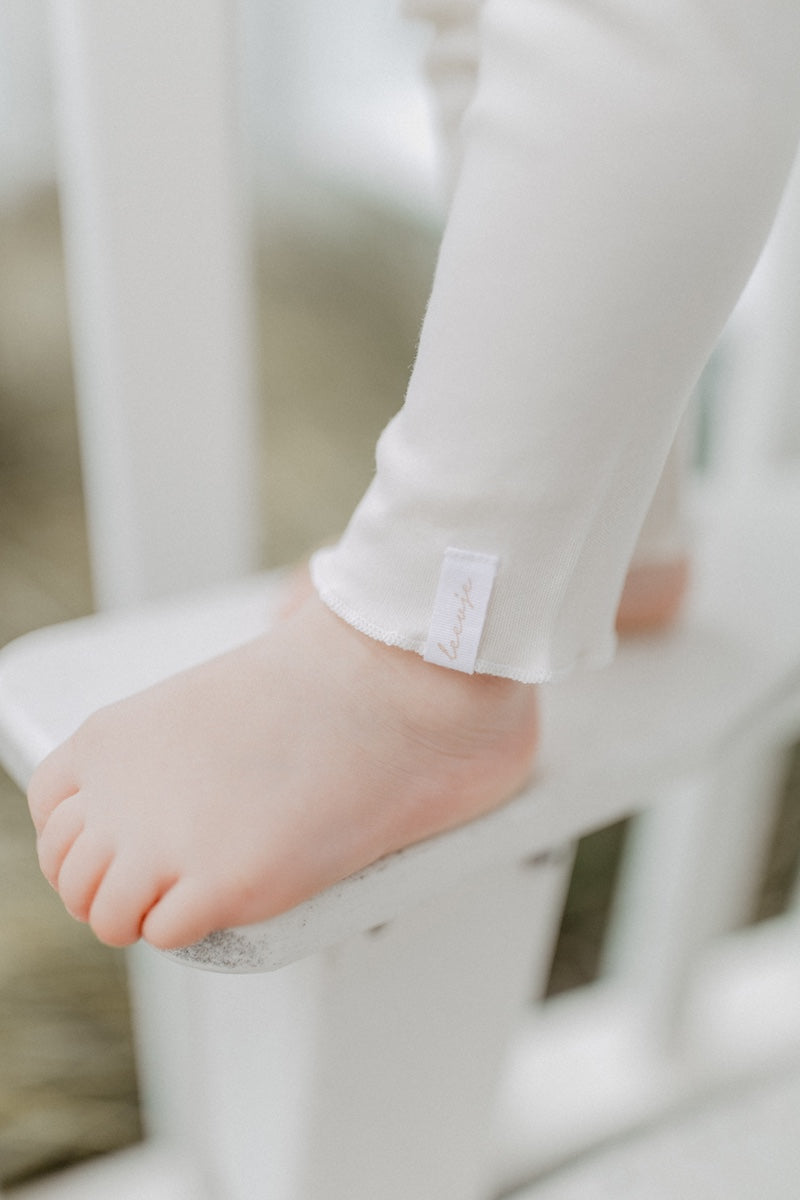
[[313, 0, 800, 682]]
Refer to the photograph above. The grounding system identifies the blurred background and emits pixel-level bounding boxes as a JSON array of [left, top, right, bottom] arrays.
[[1, 0, 799, 1191]]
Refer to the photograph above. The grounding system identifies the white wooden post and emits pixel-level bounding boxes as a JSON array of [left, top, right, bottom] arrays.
[[0, 1, 55, 204], [47, 0, 260, 1168], [188, 857, 572, 1200], [600, 753, 784, 1042], [48, 0, 260, 611]]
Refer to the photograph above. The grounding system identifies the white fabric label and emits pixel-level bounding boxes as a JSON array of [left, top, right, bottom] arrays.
[[424, 548, 499, 674]]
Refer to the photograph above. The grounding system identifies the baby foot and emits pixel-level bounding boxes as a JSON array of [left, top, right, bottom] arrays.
[[28, 595, 538, 950], [615, 557, 690, 634]]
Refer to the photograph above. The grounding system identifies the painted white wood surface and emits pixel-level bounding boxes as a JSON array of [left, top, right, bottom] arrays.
[[511, 1063, 800, 1200], [492, 912, 800, 1191], [48, 0, 260, 611], [43, 0, 263, 1174], [12, 1143, 207, 1200], [189, 859, 571, 1200], [0, 0, 55, 205], [14, 1058, 800, 1200]]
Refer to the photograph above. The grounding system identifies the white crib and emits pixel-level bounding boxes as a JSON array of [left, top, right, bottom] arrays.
[[3, 4, 800, 1198]]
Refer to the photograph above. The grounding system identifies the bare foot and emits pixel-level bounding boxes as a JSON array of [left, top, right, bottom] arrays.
[[615, 557, 690, 634], [28, 596, 538, 950]]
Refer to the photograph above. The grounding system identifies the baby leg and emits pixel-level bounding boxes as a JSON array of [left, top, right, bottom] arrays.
[[407, 0, 693, 634]]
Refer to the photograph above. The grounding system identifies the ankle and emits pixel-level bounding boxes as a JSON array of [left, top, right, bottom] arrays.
[[332, 608, 540, 806]]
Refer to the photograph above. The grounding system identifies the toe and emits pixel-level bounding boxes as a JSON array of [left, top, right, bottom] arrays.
[[28, 743, 79, 834], [141, 878, 228, 950], [89, 860, 177, 948], [56, 833, 114, 922], [35, 795, 86, 888]]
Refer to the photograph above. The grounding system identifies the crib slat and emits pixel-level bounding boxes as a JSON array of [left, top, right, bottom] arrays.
[[491, 910, 800, 1192], [48, 0, 260, 610], [602, 738, 788, 1032], [45, 0, 261, 1169], [184, 858, 570, 1200]]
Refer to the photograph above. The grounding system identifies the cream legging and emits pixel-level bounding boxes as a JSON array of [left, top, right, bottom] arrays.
[[312, 0, 800, 683], [405, 0, 690, 574]]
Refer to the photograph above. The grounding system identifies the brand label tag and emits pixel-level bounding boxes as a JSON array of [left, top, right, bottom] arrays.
[[423, 548, 498, 674]]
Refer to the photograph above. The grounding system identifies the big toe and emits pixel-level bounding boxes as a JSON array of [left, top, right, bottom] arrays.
[[89, 858, 177, 948], [28, 744, 79, 834], [140, 877, 233, 950]]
